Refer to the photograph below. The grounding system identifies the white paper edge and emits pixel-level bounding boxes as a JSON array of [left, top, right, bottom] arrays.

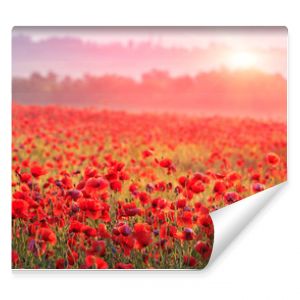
[[209, 182, 287, 264]]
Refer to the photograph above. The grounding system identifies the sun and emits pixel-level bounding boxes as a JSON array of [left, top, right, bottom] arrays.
[[228, 51, 258, 69]]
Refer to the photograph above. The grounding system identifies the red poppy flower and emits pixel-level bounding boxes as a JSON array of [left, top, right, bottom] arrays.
[[98, 223, 111, 238], [266, 152, 280, 166], [227, 171, 241, 181], [194, 202, 209, 214], [224, 191, 241, 204], [139, 192, 150, 205], [110, 180, 122, 192], [183, 255, 197, 267], [69, 221, 84, 233], [251, 172, 261, 181], [12, 250, 19, 265], [56, 258, 66, 269], [159, 224, 177, 239], [122, 202, 141, 217], [84, 167, 98, 179], [197, 214, 213, 236], [213, 180, 227, 194], [195, 241, 212, 260], [105, 171, 118, 181], [115, 262, 134, 269], [78, 198, 102, 219], [190, 180, 205, 193], [67, 189, 82, 200], [119, 171, 130, 180], [31, 165, 47, 178], [36, 228, 57, 245], [129, 183, 139, 195], [175, 199, 187, 209], [252, 182, 265, 192], [86, 177, 108, 190], [20, 172, 32, 183], [12, 199, 29, 219], [85, 255, 108, 269], [133, 223, 152, 248], [159, 158, 172, 168], [82, 225, 97, 237], [13, 191, 26, 200], [88, 240, 106, 256], [113, 234, 135, 256], [182, 228, 195, 241], [142, 149, 153, 159], [68, 251, 79, 266], [178, 211, 193, 227], [178, 176, 188, 187], [119, 224, 132, 236]]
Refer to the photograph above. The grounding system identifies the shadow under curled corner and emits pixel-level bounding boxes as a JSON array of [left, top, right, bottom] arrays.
[[208, 181, 287, 267]]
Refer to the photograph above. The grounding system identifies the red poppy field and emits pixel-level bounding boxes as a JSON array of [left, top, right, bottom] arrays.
[[12, 104, 287, 269]]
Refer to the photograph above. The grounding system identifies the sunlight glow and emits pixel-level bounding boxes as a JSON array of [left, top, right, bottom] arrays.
[[228, 51, 258, 69]]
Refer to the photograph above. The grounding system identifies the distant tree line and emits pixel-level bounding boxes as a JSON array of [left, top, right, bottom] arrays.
[[12, 69, 286, 118]]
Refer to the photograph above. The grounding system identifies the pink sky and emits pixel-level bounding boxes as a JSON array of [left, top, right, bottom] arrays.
[[12, 27, 287, 78]]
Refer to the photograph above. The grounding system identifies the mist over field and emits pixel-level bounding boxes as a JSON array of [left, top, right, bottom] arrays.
[[12, 69, 286, 119]]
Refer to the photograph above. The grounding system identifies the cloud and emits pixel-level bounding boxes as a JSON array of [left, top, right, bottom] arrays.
[[12, 33, 287, 79]]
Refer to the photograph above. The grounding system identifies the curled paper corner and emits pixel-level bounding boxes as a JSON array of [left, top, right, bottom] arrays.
[[207, 182, 287, 266]]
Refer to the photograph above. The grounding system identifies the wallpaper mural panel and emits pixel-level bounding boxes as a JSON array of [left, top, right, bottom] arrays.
[[11, 27, 287, 269]]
